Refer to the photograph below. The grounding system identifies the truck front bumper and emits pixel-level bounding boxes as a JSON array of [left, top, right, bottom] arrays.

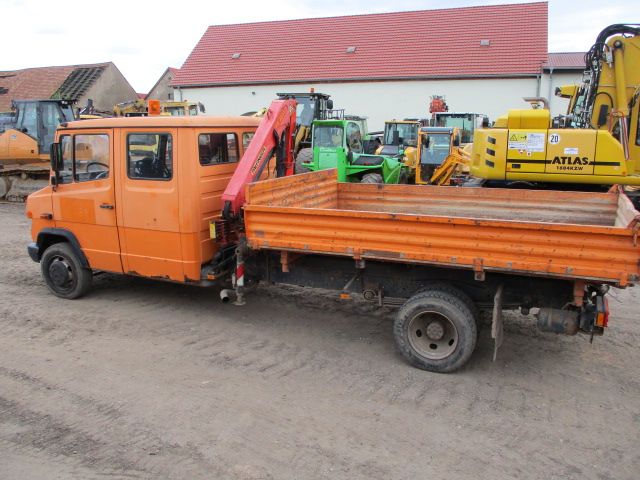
[[27, 243, 40, 262]]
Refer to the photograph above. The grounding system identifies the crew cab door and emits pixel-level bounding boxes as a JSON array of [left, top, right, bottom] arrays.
[[115, 128, 183, 281], [51, 130, 123, 272]]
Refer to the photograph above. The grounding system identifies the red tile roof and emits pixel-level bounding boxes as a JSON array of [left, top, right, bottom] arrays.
[[173, 2, 548, 88], [0, 66, 75, 111], [544, 52, 586, 70]]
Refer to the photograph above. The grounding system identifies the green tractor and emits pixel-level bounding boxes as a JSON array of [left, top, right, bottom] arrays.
[[295, 117, 410, 184]]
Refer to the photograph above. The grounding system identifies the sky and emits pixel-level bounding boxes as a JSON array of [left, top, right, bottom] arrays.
[[1, 0, 636, 93]]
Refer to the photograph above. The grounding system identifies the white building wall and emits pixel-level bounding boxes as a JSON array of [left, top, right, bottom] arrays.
[[176, 77, 545, 131], [176, 74, 584, 131], [539, 71, 584, 116]]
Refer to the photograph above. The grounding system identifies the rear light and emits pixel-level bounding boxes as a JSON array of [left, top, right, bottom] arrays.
[[595, 296, 609, 327]]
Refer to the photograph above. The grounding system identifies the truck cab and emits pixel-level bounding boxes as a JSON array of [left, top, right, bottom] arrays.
[[25, 115, 260, 298]]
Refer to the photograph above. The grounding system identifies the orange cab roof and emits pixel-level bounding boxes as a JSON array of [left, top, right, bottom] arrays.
[[61, 115, 261, 130]]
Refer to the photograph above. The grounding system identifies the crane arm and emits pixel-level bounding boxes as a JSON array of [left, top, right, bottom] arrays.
[[221, 99, 296, 219]]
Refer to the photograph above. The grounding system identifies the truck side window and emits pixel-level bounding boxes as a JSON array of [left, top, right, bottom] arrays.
[[198, 133, 238, 165], [127, 133, 173, 180], [74, 134, 109, 182], [242, 132, 254, 151], [58, 135, 74, 184]]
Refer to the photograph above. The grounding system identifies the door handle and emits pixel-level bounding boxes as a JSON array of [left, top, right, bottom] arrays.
[[100, 203, 114, 210]]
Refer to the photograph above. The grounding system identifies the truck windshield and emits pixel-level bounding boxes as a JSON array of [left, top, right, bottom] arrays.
[[313, 125, 343, 148], [384, 123, 417, 146]]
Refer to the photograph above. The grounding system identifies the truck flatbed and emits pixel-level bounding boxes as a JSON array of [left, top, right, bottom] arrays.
[[244, 169, 640, 286]]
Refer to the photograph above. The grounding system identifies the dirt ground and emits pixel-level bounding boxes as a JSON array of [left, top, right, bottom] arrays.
[[0, 201, 639, 480]]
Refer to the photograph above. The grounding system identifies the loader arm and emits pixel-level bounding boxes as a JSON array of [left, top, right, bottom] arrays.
[[221, 99, 296, 219]]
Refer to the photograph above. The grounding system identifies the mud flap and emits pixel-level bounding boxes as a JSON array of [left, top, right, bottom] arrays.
[[491, 284, 504, 361]]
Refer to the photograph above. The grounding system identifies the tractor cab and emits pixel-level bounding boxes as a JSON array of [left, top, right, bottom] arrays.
[[432, 112, 488, 144], [379, 120, 422, 156]]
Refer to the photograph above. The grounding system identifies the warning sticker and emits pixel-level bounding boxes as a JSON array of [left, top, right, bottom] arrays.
[[564, 147, 579, 155], [508, 133, 545, 153]]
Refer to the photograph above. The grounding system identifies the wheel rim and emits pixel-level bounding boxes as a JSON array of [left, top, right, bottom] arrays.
[[407, 310, 458, 360], [48, 255, 76, 293]]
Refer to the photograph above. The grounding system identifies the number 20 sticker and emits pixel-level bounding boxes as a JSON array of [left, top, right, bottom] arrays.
[[549, 133, 561, 144]]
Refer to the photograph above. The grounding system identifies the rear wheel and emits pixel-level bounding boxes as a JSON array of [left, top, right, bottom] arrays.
[[41, 243, 92, 299], [361, 172, 383, 184], [295, 148, 313, 174], [394, 289, 477, 373]]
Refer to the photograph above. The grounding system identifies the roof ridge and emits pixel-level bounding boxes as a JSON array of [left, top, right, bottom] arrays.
[[203, 1, 548, 29], [0, 62, 113, 74]]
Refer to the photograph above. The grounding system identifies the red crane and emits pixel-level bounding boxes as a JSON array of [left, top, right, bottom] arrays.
[[221, 98, 297, 219]]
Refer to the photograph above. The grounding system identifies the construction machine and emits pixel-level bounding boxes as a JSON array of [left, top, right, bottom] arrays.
[[276, 91, 336, 155], [432, 112, 489, 144], [294, 117, 410, 184], [113, 99, 205, 117], [0, 99, 75, 201], [414, 126, 471, 185], [470, 24, 640, 205]]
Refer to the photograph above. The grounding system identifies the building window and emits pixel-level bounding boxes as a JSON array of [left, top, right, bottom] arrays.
[[198, 133, 238, 165]]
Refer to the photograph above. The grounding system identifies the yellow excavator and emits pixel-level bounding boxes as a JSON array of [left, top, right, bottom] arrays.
[[113, 99, 205, 117], [470, 24, 640, 205], [0, 99, 76, 201]]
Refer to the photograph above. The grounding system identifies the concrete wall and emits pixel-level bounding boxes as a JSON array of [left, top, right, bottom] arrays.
[[175, 77, 551, 131], [147, 69, 175, 101], [79, 63, 138, 113]]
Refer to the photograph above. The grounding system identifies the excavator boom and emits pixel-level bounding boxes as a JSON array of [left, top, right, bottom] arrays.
[[221, 99, 296, 219]]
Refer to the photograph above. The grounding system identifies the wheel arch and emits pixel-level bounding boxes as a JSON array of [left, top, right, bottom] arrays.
[[35, 228, 90, 268]]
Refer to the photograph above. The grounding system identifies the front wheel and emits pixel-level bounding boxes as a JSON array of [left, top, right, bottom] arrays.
[[295, 148, 313, 174], [360, 172, 383, 184], [41, 243, 93, 299], [394, 289, 478, 373]]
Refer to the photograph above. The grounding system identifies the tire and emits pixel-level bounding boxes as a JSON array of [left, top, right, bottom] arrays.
[[361, 172, 383, 184], [415, 282, 480, 329], [394, 289, 478, 373], [295, 148, 313, 174], [40, 242, 92, 299], [398, 169, 409, 184]]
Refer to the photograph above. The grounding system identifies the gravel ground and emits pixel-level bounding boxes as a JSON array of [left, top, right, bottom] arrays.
[[0, 201, 639, 479]]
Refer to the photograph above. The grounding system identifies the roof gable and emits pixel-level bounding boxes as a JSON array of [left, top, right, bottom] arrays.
[[0, 62, 111, 111], [173, 2, 548, 87]]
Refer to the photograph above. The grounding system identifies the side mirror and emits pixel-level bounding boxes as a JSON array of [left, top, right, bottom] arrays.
[[50, 142, 63, 171], [327, 99, 334, 110]]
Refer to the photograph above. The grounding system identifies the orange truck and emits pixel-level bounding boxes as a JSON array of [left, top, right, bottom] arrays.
[[25, 105, 640, 373]]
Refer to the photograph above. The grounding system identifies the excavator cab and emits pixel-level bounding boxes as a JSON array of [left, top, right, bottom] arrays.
[[6, 100, 75, 157], [1, 99, 75, 164]]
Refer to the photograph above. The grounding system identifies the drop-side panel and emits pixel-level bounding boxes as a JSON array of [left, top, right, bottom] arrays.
[[244, 170, 640, 286]]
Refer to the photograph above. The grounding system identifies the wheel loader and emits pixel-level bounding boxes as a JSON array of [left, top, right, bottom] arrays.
[[0, 99, 75, 201], [470, 24, 640, 205]]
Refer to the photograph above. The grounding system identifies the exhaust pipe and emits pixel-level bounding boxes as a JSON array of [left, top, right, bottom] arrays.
[[219, 289, 235, 304]]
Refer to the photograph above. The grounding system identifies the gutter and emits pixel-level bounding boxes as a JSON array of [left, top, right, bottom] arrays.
[[170, 72, 542, 89]]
